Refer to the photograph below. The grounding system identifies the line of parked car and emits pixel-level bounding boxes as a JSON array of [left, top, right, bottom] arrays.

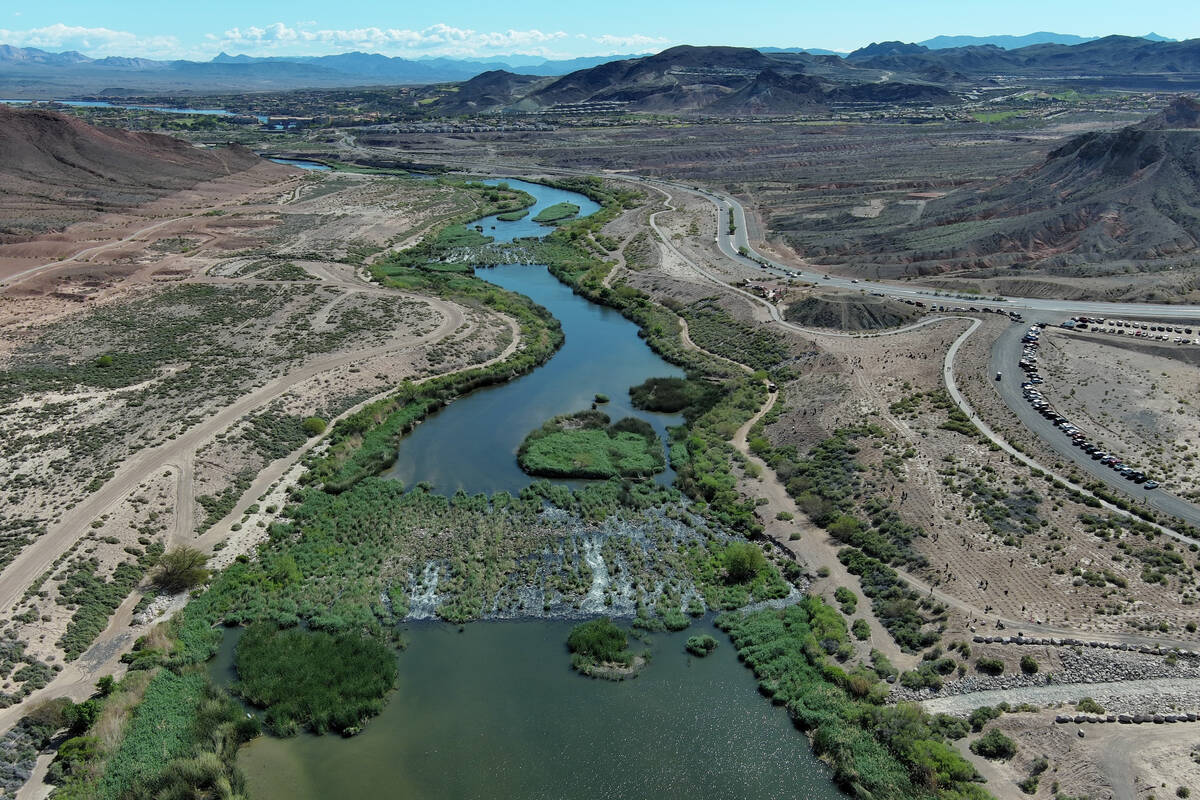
[[1016, 324, 1159, 490], [1061, 316, 1198, 345]]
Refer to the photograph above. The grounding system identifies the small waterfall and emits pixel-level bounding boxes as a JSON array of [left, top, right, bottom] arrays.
[[579, 537, 610, 614], [407, 564, 441, 619]]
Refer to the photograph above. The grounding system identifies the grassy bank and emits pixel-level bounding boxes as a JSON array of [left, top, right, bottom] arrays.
[[532, 202, 581, 225], [718, 598, 993, 800], [518, 410, 665, 479]]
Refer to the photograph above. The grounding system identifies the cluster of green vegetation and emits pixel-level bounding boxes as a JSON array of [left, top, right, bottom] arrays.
[[718, 599, 992, 800], [970, 729, 1016, 760], [256, 261, 315, 281], [840, 548, 944, 652], [532, 202, 581, 225], [234, 624, 398, 736], [674, 298, 791, 374], [518, 410, 665, 479], [752, 424, 945, 651], [47, 669, 254, 800], [946, 469, 1044, 544], [685, 634, 719, 656], [567, 618, 638, 677], [196, 468, 256, 532], [629, 376, 721, 418], [56, 542, 164, 660], [239, 407, 312, 463]]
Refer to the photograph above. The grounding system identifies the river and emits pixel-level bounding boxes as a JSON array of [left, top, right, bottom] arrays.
[[231, 178, 844, 800], [236, 621, 843, 800], [383, 178, 685, 495]]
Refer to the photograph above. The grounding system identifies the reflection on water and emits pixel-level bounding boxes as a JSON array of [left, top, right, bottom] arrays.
[[238, 621, 844, 800]]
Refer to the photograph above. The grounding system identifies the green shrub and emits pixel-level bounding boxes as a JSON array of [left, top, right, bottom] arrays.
[[851, 619, 870, 640], [723, 541, 767, 584], [970, 728, 1016, 760], [301, 416, 327, 436], [1019, 655, 1039, 674], [235, 624, 398, 736], [975, 657, 1004, 675], [685, 634, 719, 657], [567, 618, 633, 672], [1075, 697, 1105, 714]]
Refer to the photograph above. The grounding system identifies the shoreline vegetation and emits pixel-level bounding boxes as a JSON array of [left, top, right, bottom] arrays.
[[719, 599, 993, 800], [517, 409, 666, 479], [24, 173, 997, 800], [532, 201, 581, 225], [566, 618, 646, 679]]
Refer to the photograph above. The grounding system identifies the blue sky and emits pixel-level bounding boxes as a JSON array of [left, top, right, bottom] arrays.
[[2, 0, 1196, 60]]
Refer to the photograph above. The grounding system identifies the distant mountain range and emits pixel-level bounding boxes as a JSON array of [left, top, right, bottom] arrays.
[[917, 32, 1174, 49], [0, 45, 648, 94], [1, 33, 1197, 99]]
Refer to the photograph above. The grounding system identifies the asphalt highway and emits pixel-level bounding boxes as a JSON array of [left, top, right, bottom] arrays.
[[634, 176, 1200, 322]]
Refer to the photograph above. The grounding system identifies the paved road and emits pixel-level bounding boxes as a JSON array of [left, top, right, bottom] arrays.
[[667, 179, 1200, 322], [989, 322, 1200, 530]]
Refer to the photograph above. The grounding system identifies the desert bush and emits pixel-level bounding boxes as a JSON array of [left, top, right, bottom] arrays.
[[970, 729, 1016, 760], [151, 547, 209, 594]]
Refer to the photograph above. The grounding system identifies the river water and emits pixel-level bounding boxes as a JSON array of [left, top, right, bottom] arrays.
[[231, 178, 844, 800], [383, 179, 685, 495], [237, 621, 843, 800]]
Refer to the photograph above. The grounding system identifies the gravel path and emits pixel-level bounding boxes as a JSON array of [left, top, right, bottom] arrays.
[[921, 677, 1200, 715]]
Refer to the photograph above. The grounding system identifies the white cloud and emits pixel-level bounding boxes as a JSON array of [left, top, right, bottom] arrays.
[[0, 23, 180, 58], [0, 20, 671, 61], [590, 33, 670, 51], [216, 22, 572, 57]]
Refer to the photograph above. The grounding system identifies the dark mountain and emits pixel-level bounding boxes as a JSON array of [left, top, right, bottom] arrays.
[[433, 70, 549, 114], [1136, 94, 1200, 129], [524, 46, 949, 113], [0, 103, 278, 241], [706, 69, 826, 114], [847, 41, 929, 60], [786, 97, 1200, 281], [526, 45, 779, 109], [828, 81, 956, 104], [846, 35, 1200, 78]]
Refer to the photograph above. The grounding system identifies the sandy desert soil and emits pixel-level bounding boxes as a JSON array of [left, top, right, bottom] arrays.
[[1036, 328, 1200, 499], [0, 168, 514, 704]]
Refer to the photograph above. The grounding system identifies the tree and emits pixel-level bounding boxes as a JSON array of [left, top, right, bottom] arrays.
[[723, 541, 766, 583], [152, 546, 210, 593], [302, 416, 327, 436]]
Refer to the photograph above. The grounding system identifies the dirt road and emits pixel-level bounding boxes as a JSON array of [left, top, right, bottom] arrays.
[[0, 292, 467, 617]]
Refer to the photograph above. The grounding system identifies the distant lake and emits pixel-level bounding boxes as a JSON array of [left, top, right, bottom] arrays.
[[267, 157, 333, 171], [0, 99, 267, 123]]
